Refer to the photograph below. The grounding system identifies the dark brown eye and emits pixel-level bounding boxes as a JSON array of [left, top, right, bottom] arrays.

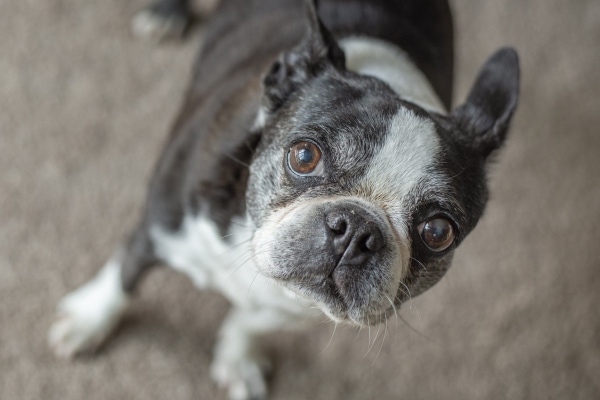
[[419, 218, 455, 252], [288, 141, 323, 175]]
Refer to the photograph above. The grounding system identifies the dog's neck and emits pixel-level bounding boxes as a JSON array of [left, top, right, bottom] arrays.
[[340, 36, 447, 115]]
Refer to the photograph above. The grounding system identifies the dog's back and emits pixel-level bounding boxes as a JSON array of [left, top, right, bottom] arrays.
[[190, 0, 452, 109]]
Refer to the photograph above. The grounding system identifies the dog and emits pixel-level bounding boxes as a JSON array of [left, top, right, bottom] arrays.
[[49, 0, 520, 399]]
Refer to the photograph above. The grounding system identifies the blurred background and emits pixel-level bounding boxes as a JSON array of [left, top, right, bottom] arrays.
[[1, 0, 598, 399]]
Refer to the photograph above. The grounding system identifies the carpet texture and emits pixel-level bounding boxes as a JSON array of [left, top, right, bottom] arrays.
[[1, 0, 599, 399]]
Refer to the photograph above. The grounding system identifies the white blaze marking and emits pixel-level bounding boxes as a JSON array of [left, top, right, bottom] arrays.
[[363, 107, 445, 230]]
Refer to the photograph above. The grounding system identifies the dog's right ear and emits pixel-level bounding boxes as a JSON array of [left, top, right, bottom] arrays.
[[452, 48, 520, 159], [262, 0, 345, 112]]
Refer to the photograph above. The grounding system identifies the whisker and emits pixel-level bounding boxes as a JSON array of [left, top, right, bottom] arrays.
[[243, 137, 258, 155], [224, 152, 250, 168], [449, 167, 467, 179], [206, 211, 253, 230], [364, 316, 372, 357], [397, 313, 440, 346], [384, 294, 400, 341], [226, 238, 279, 275], [219, 237, 254, 257], [226, 249, 254, 274], [228, 247, 273, 277], [320, 322, 338, 355], [410, 256, 428, 273], [246, 271, 260, 301], [367, 322, 382, 355], [371, 318, 388, 366], [384, 294, 399, 320], [353, 325, 362, 342], [398, 280, 413, 310]]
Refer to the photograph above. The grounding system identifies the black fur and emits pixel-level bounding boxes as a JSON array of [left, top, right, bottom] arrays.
[[453, 48, 520, 157]]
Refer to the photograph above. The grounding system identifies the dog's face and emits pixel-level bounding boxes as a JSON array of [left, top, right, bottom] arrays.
[[247, 5, 519, 325]]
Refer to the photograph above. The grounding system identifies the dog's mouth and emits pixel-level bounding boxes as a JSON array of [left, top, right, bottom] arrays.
[[262, 263, 401, 326], [251, 255, 399, 326], [251, 197, 408, 326]]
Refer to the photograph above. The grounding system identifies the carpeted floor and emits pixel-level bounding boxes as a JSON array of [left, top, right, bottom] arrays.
[[1, 1, 599, 399]]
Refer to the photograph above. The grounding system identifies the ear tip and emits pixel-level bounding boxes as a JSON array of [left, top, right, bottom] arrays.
[[495, 47, 519, 59], [491, 47, 520, 73]]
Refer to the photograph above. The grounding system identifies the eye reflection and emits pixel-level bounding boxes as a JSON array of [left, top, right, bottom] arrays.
[[288, 141, 322, 175], [419, 217, 454, 251]]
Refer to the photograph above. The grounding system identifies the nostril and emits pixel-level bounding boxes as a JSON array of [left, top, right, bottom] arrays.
[[363, 224, 384, 252], [365, 232, 383, 252], [358, 235, 371, 252], [332, 221, 347, 235], [326, 214, 348, 236]]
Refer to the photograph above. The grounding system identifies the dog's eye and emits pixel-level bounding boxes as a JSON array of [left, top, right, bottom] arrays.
[[418, 218, 454, 252], [288, 141, 323, 176]]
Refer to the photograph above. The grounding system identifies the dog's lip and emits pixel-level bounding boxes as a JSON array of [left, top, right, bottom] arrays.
[[274, 276, 349, 316], [347, 304, 399, 326], [275, 276, 399, 326]]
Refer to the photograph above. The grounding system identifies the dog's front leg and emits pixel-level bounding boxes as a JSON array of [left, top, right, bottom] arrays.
[[211, 306, 299, 400], [48, 226, 157, 358]]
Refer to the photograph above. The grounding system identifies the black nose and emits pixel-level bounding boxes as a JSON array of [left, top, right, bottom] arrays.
[[325, 206, 385, 266]]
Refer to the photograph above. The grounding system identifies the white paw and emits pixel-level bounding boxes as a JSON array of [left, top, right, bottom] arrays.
[[211, 357, 270, 400], [48, 262, 129, 358]]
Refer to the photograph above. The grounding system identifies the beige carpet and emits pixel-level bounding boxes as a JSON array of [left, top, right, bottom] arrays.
[[1, 0, 599, 399]]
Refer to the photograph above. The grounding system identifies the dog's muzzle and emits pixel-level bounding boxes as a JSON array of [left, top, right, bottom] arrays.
[[253, 199, 403, 325]]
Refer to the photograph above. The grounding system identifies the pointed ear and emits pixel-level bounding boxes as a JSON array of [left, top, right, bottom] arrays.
[[452, 48, 520, 158], [262, 0, 345, 112]]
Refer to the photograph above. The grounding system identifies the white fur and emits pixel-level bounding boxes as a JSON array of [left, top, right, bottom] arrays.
[[362, 107, 446, 229], [340, 36, 447, 114], [150, 214, 319, 315], [150, 214, 319, 399], [48, 258, 129, 358]]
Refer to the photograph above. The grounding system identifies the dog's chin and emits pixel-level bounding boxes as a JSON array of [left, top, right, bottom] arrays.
[[276, 279, 399, 327]]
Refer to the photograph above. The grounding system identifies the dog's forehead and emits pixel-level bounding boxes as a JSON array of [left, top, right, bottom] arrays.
[[357, 106, 445, 223], [281, 75, 402, 172], [261, 74, 449, 229], [292, 82, 444, 198]]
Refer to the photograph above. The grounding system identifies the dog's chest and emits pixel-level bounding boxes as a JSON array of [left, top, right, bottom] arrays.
[[149, 214, 311, 313]]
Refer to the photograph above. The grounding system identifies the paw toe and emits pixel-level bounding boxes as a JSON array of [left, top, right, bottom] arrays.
[[211, 359, 268, 400]]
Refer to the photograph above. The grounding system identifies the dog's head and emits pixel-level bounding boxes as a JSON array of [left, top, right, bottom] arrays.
[[246, 2, 520, 325]]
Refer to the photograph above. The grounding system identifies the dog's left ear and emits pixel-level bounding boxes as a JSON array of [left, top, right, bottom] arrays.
[[452, 48, 520, 158], [262, 0, 345, 112]]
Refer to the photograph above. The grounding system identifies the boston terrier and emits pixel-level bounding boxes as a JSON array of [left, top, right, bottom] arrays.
[[49, 0, 520, 399]]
